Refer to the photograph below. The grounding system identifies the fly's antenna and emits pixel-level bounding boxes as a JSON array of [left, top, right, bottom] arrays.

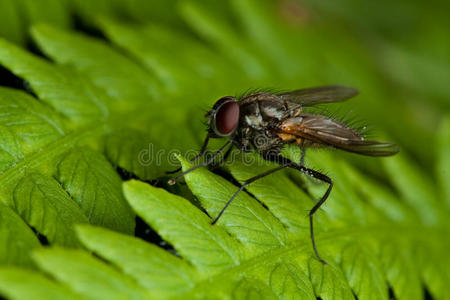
[[168, 140, 232, 185]]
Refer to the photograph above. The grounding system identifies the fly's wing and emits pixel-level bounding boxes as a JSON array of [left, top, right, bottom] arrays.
[[278, 85, 359, 106], [278, 114, 399, 156]]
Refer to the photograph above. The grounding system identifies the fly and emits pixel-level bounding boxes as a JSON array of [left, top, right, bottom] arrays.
[[168, 85, 399, 264]]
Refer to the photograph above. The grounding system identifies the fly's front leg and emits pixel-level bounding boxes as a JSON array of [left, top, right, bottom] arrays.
[[168, 140, 232, 185], [166, 134, 210, 174], [210, 146, 233, 170]]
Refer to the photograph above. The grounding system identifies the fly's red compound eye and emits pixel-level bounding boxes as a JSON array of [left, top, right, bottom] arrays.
[[213, 98, 239, 136]]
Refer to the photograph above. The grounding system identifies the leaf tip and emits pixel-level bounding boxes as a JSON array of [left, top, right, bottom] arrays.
[[122, 179, 141, 192], [176, 154, 194, 170]]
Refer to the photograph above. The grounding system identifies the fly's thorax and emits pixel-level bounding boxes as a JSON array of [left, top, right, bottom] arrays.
[[239, 100, 263, 129], [239, 93, 302, 128], [259, 101, 285, 119]]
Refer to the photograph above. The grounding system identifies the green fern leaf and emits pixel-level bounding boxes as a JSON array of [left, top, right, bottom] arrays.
[[13, 172, 89, 246], [0, 267, 83, 300], [0, 204, 40, 267], [76, 225, 196, 298], [33, 247, 149, 300]]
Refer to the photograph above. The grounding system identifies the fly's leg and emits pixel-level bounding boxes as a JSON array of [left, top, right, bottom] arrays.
[[300, 147, 306, 167], [264, 154, 332, 264], [291, 164, 332, 264], [168, 140, 232, 185], [166, 134, 211, 174], [210, 146, 233, 170], [211, 164, 289, 225]]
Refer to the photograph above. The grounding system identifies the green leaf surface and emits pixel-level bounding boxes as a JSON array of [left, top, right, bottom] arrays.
[[18, 0, 70, 28], [0, 87, 65, 173], [0, 267, 84, 300], [382, 154, 441, 226], [98, 19, 184, 93], [179, 0, 267, 80], [103, 128, 179, 180], [229, 0, 298, 78], [225, 152, 326, 235], [123, 180, 242, 274], [0, 204, 40, 267], [179, 155, 288, 255], [377, 242, 422, 300], [99, 18, 222, 95], [56, 147, 135, 234], [12, 172, 89, 246], [103, 129, 156, 180], [227, 277, 279, 300], [123, 179, 318, 299], [307, 257, 354, 300], [33, 248, 149, 300], [256, 260, 315, 300], [337, 241, 387, 300], [31, 24, 160, 107], [417, 241, 450, 300], [0, 1, 24, 44], [0, 38, 109, 124], [76, 225, 196, 298], [340, 163, 418, 224]]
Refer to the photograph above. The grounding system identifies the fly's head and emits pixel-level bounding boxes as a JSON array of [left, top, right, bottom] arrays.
[[206, 96, 240, 139]]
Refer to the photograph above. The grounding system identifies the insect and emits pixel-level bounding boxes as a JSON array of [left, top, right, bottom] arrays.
[[168, 85, 399, 264]]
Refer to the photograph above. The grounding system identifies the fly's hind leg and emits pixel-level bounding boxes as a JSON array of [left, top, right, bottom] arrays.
[[264, 153, 332, 264], [211, 163, 289, 225], [300, 147, 306, 167]]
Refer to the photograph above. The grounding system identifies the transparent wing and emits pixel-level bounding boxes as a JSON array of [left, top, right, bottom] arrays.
[[278, 85, 359, 106], [337, 140, 400, 156], [278, 114, 399, 156]]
